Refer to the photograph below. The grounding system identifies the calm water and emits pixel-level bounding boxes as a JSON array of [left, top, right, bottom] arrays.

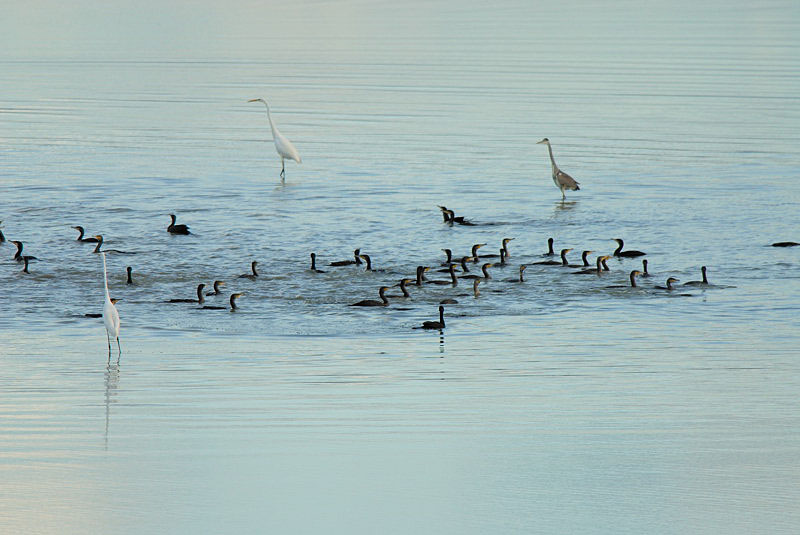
[[2, 1, 800, 533]]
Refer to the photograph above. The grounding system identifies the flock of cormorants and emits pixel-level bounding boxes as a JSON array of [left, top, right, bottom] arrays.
[[2, 208, 798, 344]]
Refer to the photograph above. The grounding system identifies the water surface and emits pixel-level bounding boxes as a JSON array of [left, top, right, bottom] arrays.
[[1, 1, 799, 533]]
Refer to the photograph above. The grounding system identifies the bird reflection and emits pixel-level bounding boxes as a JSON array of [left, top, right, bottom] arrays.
[[104, 356, 120, 451], [554, 200, 578, 212]]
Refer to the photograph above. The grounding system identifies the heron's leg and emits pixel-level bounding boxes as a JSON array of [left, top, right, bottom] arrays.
[[106, 332, 111, 355], [117, 337, 122, 356], [561, 187, 566, 200], [280, 158, 285, 180]]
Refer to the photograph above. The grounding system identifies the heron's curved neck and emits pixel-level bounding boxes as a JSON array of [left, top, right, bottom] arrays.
[[545, 142, 558, 171], [102, 253, 110, 299]]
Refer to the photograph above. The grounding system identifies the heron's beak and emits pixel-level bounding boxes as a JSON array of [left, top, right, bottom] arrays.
[[247, 99, 259, 102], [536, 139, 546, 144]]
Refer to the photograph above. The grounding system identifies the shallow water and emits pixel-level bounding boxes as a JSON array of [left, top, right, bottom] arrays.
[[2, 1, 800, 533]]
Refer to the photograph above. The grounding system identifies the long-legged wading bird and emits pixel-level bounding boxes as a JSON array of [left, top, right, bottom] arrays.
[[248, 98, 301, 181], [101, 253, 121, 356], [536, 138, 580, 200]]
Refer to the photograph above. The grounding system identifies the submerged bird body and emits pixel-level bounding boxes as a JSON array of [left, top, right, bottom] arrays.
[[248, 98, 301, 181], [414, 266, 430, 286], [73, 226, 100, 243], [91, 235, 133, 255], [655, 277, 680, 291], [428, 264, 458, 286], [418, 306, 446, 330], [683, 266, 709, 286], [607, 270, 642, 288], [542, 237, 555, 256], [11, 240, 37, 262], [202, 293, 243, 310], [21, 256, 34, 274], [533, 248, 572, 266], [573, 255, 611, 275], [329, 249, 362, 267], [167, 214, 190, 235], [168, 283, 206, 304], [613, 238, 646, 258], [239, 261, 259, 279], [386, 279, 413, 298], [505, 265, 527, 282], [640, 259, 651, 278], [350, 286, 390, 307], [460, 263, 493, 280], [359, 254, 383, 272], [309, 253, 326, 273], [772, 241, 799, 247], [206, 280, 225, 296], [536, 138, 580, 200]]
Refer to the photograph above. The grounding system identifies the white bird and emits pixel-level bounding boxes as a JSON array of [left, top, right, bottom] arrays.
[[101, 252, 121, 356], [536, 138, 581, 200], [248, 98, 301, 181]]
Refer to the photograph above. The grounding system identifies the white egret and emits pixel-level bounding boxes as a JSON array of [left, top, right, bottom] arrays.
[[248, 98, 301, 181], [536, 138, 581, 200], [101, 252, 121, 356]]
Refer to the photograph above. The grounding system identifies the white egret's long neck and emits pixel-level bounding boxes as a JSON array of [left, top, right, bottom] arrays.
[[102, 253, 110, 300], [545, 142, 558, 172], [262, 101, 278, 138]]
